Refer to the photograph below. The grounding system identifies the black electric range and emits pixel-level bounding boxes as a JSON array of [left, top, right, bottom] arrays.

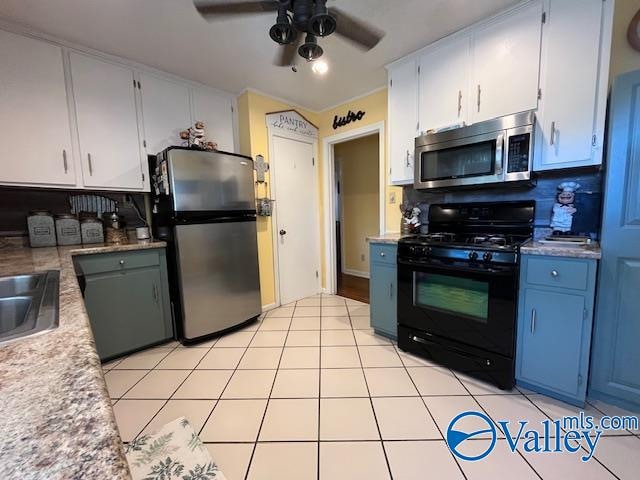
[[396, 201, 535, 389]]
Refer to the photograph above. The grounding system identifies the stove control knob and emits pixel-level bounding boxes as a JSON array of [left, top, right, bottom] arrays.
[[483, 252, 493, 262], [409, 246, 417, 255], [468, 251, 479, 261]]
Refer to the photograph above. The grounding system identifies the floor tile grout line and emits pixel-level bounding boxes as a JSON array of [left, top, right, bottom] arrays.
[[350, 308, 395, 480], [317, 304, 323, 480], [512, 392, 623, 479], [243, 300, 298, 480], [128, 331, 257, 441], [450, 368, 543, 479], [193, 323, 263, 444], [398, 348, 469, 480]]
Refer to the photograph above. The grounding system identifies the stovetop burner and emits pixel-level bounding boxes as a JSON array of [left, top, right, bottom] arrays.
[[398, 201, 535, 265]]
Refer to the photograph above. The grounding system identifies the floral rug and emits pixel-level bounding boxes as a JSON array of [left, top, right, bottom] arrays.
[[125, 417, 227, 480]]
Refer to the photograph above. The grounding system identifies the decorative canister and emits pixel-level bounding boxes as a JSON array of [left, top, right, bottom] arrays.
[[55, 214, 81, 246], [27, 210, 57, 248], [81, 217, 104, 244]]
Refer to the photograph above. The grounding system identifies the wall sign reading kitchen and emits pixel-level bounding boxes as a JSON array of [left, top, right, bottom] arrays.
[[266, 110, 318, 138], [333, 110, 366, 130]]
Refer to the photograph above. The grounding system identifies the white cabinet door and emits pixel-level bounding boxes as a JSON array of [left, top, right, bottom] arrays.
[[419, 36, 470, 132], [388, 59, 419, 185], [534, 0, 605, 171], [191, 88, 235, 152], [139, 73, 192, 156], [70, 52, 144, 190], [0, 30, 75, 187], [471, 2, 542, 123]]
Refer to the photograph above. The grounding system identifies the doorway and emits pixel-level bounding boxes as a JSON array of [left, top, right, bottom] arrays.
[[333, 133, 380, 303], [271, 134, 321, 305]]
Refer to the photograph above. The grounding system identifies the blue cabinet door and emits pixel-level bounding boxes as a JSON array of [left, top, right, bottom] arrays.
[[370, 261, 397, 339], [518, 288, 587, 402], [589, 70, 640, 411]]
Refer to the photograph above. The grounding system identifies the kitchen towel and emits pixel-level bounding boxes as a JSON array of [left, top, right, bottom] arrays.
[[125, 417, 227, 480]]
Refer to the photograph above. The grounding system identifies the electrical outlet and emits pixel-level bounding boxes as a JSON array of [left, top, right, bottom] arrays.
[[361, 254, 365, 262], [389, 192, 397, 204]]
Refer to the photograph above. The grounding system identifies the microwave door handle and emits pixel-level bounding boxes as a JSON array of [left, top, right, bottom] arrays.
[[495, 133, 504, 176]]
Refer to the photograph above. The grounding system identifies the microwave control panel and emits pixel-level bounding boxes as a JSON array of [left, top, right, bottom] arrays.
[[506, 133, 531, 173]]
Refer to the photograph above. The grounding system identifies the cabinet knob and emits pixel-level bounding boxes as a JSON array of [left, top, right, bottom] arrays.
[[550, 270, 559, 277], [380, 252, 386, 257], [119, 260, 125, 265]]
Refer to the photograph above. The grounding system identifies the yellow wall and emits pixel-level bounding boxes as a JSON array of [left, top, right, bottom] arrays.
[[238, 88, 401, 306], [316, 89, 403, 236], [237, 90, 320, 307], [611, 0, 640, 79], [335, 134, 380, 276]]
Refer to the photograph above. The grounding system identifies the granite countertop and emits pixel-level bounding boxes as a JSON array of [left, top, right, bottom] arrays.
[[0, 240, 166, 480], [520, 239, 601, 260], [367, 233, 405, 244]]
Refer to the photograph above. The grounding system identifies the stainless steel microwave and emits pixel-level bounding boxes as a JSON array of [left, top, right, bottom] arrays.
[[414, 110, 535, 190]]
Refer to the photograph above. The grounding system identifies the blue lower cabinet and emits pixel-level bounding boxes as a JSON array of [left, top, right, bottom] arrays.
[[516, 255, 597, 406], [369, 242, 397, 340], [75, 248, 174, 361]]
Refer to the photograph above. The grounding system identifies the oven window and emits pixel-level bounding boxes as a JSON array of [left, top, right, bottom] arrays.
[[414, 273, 489, 322], [421, 140, 496, 182]]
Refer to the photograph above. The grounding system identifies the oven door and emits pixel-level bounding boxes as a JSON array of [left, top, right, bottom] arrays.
[[397, 257, 517, 357], [414, 132, 504, 190]]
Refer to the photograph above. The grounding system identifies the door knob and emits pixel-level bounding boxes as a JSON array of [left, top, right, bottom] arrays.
[[550, 270, 559, 277], [279, 230, 287, 236]]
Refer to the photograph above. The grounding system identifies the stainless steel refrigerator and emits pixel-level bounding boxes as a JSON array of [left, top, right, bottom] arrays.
[[151, 147, 261, 343]]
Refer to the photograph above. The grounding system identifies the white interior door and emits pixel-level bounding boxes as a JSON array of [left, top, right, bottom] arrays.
[[273, 135, 320, 304]]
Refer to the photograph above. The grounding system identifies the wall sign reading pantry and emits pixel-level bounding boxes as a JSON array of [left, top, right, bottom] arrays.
[[333, 110, 366, 130], [266, 110, 318, 138]]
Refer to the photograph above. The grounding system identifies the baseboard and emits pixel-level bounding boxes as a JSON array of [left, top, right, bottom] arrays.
[[342, 268, 370, 279], [261, 303, 277, 313]]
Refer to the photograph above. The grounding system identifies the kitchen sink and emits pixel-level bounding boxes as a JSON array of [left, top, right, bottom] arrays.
[[0, 271, 59, 346]]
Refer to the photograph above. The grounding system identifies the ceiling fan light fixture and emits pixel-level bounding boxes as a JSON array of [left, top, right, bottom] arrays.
[[309, 1, 336, 37], [269, 9, 295, 44], [311, 60, 329, 75], [298, 33, 323, 61]]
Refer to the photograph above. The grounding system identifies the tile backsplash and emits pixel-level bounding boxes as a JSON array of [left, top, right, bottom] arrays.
[[403, 170, 603, 238], [0, 187, 148, 238]]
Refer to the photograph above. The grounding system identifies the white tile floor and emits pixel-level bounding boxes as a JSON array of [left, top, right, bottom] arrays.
[[103, 294, 640, 480]]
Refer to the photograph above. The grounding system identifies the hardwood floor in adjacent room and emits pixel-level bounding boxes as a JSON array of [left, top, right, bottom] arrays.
[[337, 272, 369, 304]]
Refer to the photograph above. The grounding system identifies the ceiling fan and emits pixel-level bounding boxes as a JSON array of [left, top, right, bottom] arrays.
[[193, 0, 385, 67]]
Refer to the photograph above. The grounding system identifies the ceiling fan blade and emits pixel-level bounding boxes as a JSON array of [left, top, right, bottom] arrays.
[[193, 0, 279, 18], [274, 34, 303, 67], [329, 7, 385, 50]]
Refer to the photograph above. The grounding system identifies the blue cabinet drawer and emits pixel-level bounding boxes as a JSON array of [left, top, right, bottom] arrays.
[[75, 249, 161, 275], [370, 243, 397, 265], [525, 256, 589, 291]]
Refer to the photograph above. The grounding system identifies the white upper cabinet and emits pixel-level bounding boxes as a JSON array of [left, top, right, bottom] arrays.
[[534, 0, 610, 171], [419, 36, 470, 133], [192, 88, 235, 153], [70, 53, 145, 190], [139, 73, 192, 156], [388, 59, 419, 185], [470, 1, 542, 123], [0, 30, 75, 187]]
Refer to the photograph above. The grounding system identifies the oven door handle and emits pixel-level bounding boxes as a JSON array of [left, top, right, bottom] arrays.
[[397, 258, 516, 276], [409, 334, 492, 365]]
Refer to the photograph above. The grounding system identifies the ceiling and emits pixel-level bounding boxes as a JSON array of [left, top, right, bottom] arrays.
[[0, 0, 521, 111]]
